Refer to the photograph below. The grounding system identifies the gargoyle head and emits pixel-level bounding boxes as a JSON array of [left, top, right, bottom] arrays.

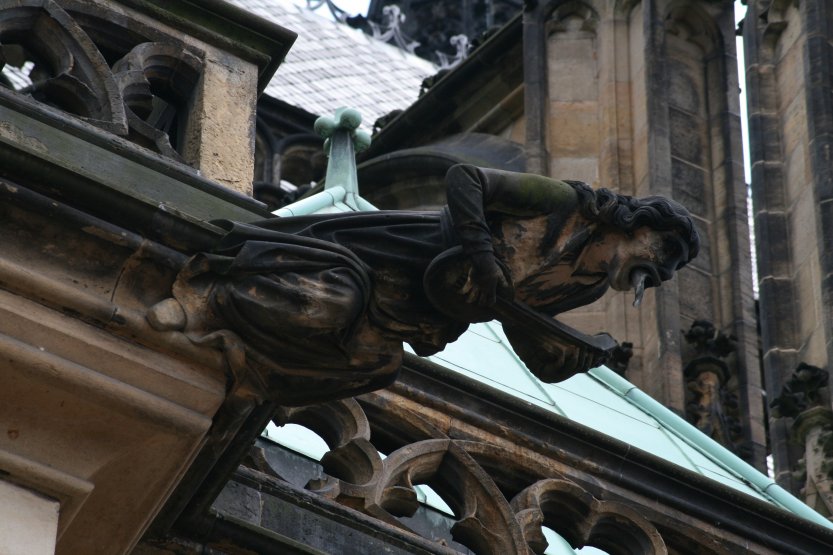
[[569, 181, 700, 306]]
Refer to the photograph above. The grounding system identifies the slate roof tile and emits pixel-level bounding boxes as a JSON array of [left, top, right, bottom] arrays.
[[229, 0, 435, 126]]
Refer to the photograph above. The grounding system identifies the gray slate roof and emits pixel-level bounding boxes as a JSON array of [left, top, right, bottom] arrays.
[[228, 0, 436, 126]]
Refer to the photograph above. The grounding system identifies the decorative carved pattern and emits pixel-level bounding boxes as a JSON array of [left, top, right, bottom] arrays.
[[276, 398, 383, 487], [512, 479, 667, 554], [0, 0, 127, 132], [0, 0, 204, 161], [437, 34, 470, 70], [264, 397, 672, 554], [112, 42, 202, 162], [365, 0, 523, 62], [369, 5, 420, 54]]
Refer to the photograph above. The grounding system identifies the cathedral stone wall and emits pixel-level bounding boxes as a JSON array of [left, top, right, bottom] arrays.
[[745, 0, 833, 494], [522, 0, 763, 468]]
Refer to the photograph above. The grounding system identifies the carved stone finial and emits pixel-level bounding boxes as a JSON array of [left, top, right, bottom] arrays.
[[437, 34, 469, 70], [312, 108, 371, 209], [368, 5, 420, 54]]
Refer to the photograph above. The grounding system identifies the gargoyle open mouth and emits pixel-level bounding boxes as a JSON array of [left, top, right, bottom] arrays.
[[630, 266, 660, 308]]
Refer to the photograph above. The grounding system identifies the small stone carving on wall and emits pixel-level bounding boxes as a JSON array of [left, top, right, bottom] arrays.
[[772, 362, 833, 517], [682, 320, 744, 452]]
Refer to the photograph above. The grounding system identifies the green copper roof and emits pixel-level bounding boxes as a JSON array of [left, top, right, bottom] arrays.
[[416, 321, 833, 529]]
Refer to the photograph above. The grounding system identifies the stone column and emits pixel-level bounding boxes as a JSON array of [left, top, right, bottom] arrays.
[[744, 0, 833, 492]]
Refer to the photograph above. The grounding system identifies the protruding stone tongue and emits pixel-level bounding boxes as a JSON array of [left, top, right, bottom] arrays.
[[631, 268, 649, 308]]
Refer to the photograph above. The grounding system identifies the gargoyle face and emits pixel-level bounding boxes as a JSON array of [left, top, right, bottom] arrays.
[[606, 227, 690, 306]]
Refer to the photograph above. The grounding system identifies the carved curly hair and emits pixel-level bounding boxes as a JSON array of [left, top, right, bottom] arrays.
[[566, 180, 701, 262]]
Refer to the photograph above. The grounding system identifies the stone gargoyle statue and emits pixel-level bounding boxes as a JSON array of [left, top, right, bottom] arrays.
[[155, 164, 699, 405]]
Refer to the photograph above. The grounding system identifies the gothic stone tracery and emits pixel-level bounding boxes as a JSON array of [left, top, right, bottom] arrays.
[[0, 0, 205, 162]]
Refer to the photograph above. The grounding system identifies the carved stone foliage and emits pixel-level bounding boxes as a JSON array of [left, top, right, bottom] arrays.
[[265, 397, 673, 554], [771, 362, 830, 419], [0, 0, 204, 161], [682, 320, 743, 453], [772, 363, 833, 517]]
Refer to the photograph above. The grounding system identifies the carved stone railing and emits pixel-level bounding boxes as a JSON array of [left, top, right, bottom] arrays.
[[257, 398, 669, 554], [201, 360, 833, 555]]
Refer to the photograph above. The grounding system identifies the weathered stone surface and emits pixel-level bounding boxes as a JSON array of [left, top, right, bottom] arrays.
[[189, 51, 259, 195], [671, 158, 707, 216], [0, 2, 296, 554], [147, 298, 187, 331], [669, 109, 705, 165], [678, 268, 714, 323], [213, 480, 263, 524], [667, 61, 701, 114]]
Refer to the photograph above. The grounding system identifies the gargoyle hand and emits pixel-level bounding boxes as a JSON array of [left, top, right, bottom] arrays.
[[504, 324, 608, 382], [462, 251, 508, 306], [532, 342, 597, 381]]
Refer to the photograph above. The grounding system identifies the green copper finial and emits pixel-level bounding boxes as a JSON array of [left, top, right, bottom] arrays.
[[314, 107, 371, 210]]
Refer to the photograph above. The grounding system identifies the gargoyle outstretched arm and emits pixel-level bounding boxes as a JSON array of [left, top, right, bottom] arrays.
[[444, 164, 580, 306], [445, 164, 579, 257]]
